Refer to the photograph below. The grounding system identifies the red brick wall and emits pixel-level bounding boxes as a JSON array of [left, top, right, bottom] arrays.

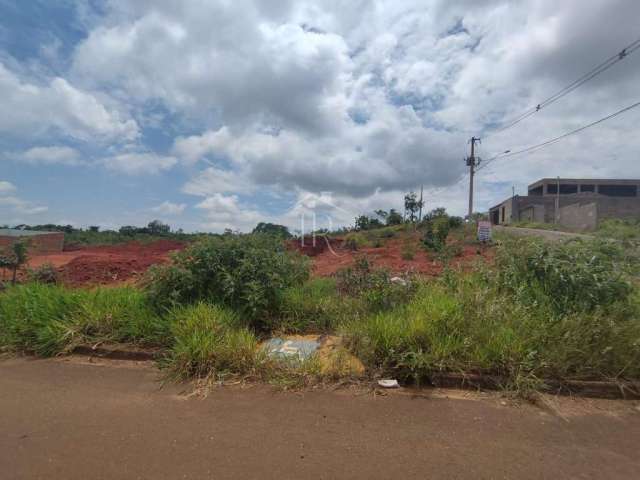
[[0, 233, 65, 255]]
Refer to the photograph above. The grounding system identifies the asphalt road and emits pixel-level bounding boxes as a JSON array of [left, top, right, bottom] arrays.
[[1, 357, 639, 479]]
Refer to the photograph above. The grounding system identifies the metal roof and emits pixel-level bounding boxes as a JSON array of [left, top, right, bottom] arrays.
[[0, 229, 61, 237]]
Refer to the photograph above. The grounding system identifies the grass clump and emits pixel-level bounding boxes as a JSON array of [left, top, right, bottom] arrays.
[[0, 284, 169, 356], [342, 238, 640, 388], [344, 232, 369, 250], [163, 303, 261, 380], [596, 218, 640, 242], [278, 278, 366, 333], [336, 256, 415, 312]]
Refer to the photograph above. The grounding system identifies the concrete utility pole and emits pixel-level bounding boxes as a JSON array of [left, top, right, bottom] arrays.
[[555, 176, 560, 224], [466, 136, 481, 219], [418, 185, 424, 222]]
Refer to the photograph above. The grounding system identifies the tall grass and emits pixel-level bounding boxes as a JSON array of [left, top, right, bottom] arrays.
[[342, 238, 640, 386], [163, 303, 262, 379], [278, 278, 365, 333], [0, 284, 169, 355]]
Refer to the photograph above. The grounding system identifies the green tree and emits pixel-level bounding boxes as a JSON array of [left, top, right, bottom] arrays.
[[252, 222, 292, 238], [0, 241, 29, 285], [386, 209, 403, 226], [147, 220, 171, 235], [404, 192, 423, 223]]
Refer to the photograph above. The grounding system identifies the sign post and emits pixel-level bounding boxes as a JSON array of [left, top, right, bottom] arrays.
[[477, 221, 492, 243]]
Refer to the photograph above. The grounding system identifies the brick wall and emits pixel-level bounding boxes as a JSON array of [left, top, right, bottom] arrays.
[[0, 233, 65, 255]]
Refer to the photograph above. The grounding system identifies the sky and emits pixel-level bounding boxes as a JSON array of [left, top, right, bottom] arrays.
[[1, 0, 639, 233]]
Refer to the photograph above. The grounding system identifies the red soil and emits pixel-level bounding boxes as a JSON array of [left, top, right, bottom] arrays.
[[307, 237, 493, 277], [26, 240, 186, 287]]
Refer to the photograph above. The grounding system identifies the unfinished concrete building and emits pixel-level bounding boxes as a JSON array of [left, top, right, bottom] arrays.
[[489, 178, 640, 231]]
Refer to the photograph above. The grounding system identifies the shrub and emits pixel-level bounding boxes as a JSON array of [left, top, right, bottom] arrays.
[[422, 216, 450, 252], [344, 232, 369, 251], [164, 303, 261, 379], [279, 278, 365, 333], [496, 238, 633, 314], [336, 256, 415, 311], [144, 234, 310, 327], [401, 242, 416, 260], [342, 272, 640, 387], [28, 263, 59, 284]]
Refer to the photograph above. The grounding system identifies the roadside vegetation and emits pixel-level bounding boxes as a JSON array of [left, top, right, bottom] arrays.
[[2, 200, 639, 395]]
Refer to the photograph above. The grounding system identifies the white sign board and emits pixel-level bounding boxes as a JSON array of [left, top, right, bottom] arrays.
[[477, 221, 492, 242]]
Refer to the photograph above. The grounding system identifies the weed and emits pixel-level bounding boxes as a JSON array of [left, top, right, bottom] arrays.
[[28, 263, 60, 284], [336, 256, 415, 311], [278, 278, 365, 333], [163, 303, 261, 380], [401, 242, 416, 260], [422, 216, 450, 252], [0, 284, 169, 355], [144, 234, 310, 328]]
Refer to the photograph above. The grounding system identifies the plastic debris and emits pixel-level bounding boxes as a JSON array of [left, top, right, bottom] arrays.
[[377, 379, 400, 388]]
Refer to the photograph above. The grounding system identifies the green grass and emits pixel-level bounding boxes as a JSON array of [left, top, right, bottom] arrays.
[[595, 218, 640, 242], [0, 284, 169, 355], [341, 239, 640, 388], [2, 232, 640, 394], [162, 303, 262, 380], [277, 278, 366, 333]]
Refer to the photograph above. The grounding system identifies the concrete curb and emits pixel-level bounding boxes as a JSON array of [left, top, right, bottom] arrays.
[[68, 346, 640, 399], [430, 372, 640, 399], [72, 344, 160, 362]]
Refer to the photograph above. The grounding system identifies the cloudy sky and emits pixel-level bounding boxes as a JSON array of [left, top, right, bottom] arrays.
[[1, 0, 639, 232]]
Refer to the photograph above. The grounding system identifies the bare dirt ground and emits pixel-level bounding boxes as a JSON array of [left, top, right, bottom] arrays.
[[24, 240, 185, 286], [290, 236, 493, 277], [2, 357, 639, 479]]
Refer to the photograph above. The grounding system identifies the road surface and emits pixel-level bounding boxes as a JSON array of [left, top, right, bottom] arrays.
[[1, 357, 639, 479]]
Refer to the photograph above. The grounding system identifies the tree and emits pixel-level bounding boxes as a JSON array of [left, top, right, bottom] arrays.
[[0, 241, 29, 285], [89, 226, 100, 233], [252, 222, 292, 238], [354, 215, 382, 231], [386, 209, 403, 226], [147, 220, 171, 235], [404, 192, 424, 223]]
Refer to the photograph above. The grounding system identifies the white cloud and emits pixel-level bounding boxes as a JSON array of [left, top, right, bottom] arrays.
[[195, 193, 264, 232], [0, 181, 17, 194], [150, 201, 187, 216], [13, 146, 84, 166], [73, 6, 351, 134], [0, 181, 48, 216], [103, 152, 178, 175], [0, 63, 139, 142]]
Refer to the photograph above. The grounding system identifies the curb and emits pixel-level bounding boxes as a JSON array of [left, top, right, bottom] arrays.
[[72, 344, 159, 362], [430, 372, 640, 399], [67, 346, 640, 400]]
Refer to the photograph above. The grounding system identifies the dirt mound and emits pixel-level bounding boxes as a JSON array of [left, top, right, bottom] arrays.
[[287, 236, 344, 257], [56, 240, 186, 287], [311, 238, 492, 277]]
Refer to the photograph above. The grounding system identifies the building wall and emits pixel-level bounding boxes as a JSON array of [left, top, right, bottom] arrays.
[[490, 194, 640, 230], [558, 202, 598, 231], [0, 233, 65, 255]]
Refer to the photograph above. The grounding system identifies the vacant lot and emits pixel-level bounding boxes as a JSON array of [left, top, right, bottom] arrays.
[[2, 357, 639, 480], [24, 239, 185, 286]]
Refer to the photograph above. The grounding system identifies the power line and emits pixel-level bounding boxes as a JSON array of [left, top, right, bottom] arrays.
[[476, 99, 640, 173], [482, 36, 640, 139]]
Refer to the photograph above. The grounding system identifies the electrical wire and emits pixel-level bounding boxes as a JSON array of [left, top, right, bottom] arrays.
[[482, 36, 640, 139], [476, 99, 640, 173]]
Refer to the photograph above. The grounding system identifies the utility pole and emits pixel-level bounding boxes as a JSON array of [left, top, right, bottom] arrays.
[[466, 136, 481, 219], [555, 176, 560, 224], [418, 185, 424, 222]]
